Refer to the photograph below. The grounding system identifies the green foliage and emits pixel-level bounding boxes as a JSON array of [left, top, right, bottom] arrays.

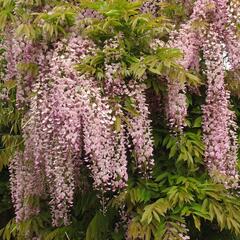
[[109, 96, 240, 239], [0, 0, 15, 30], [76, 0, 201, 88], [0, 213, 51, 240], [113, 173, 240, 239], [0, 81, 22, 171], [0, 0, 77, 40], [161, 130, 204, 170], [0, 169, 12, 230], [85, 210, 117, 240], [34, 5, 77, 40]]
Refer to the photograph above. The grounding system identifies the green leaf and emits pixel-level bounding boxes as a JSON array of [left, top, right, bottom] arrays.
[[193, 116, 202, 128], [86, 210, 115, 240], [185, 72, 201, 86], [141, 199, 170, 224], [193, 215, 201, 231]]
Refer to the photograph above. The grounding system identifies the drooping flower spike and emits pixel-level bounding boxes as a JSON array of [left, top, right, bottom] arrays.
[[145, 0, 239, 184]]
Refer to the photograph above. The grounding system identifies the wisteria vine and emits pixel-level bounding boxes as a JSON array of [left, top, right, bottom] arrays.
[[1, 0, 239, 230]]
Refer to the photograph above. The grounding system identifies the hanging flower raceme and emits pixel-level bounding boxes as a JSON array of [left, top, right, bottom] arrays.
[[164, 0, 214, 132], [206, 0, 240, 70], [165, 24, 200, 132], [3, 31, 20, 82], [9, 150, 41, 222], [30, 36, 96, 226], [127, 82, 154, 176], [201, 0, 240, 184], [102, 37, 154, 177], [6, 36, 50, 222], [202, 27, 238, 186], [79, 75, 128, 192]]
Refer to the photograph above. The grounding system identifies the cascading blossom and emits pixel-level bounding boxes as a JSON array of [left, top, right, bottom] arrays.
[[202, 27, 238, 186], [102, 37, 154, 176], [143, 0, 239, 183], [199, 0, 239, 184], [9, 152, 40, 222], [3, 32, 20, 82], [80, 76, 128, 192], [8, 30, 154, 225], [9, 35, 94, 226], [165, 0, 208, 132], [3, 33, 43, 108], [127, 82, 154, 176]]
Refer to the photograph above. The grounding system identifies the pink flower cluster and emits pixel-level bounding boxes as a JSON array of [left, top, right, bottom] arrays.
[[127, 82, 154, 177], [143, 0, 240, 183], [80, 77, 128, 192], [8, 32, 154, 226], [140, 0, 162, 16], [3, 32, 42, 107], [3, 30, 20, 81], [202, 27, 238, 186]]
